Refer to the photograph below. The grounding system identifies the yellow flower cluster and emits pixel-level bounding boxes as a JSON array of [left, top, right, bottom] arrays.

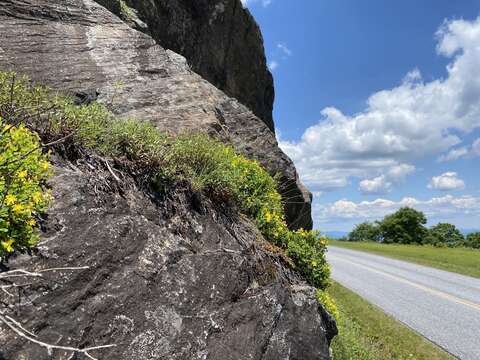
[[0, 121, 52, 257], [227, 149, 332, 296], [1, 238, 14, 253], [316, 289, 339, 321]]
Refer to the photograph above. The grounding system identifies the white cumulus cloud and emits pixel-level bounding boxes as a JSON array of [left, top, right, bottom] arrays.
[[438, 137, 480, 161], [428, 172, 465, 191], [315, 194, 480, 224], [387, 164, 416, 182], [280, 17, 480, 193], [359, 164, 415, 194], [438, 146, 469, 161], [359, 176, 392, 194]]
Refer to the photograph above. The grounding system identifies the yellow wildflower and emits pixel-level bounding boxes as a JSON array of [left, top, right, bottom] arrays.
[[5, 194, 17, 205], [264, 211, 272, 222], [17, 170, 28, 179], [12, 204, 24, 214], [41, 161, 50, 171], [27, 218, 37, 226], [32, 191, 42, 204], [1, 239, 14, 253]]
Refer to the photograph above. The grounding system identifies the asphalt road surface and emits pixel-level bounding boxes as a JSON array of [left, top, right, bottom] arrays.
[[327, 246, 480, 360]]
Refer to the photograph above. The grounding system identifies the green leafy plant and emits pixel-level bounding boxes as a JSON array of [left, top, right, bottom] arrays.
[[287, 229, 331, 289], [0, 120, 52, 259], [160, 136, 332, 289], [158, 134, 236, 192]]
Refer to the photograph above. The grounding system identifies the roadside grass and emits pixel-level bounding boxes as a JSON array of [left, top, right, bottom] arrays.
[[329, 239, 480, 278], [330, 281, 452, 360]]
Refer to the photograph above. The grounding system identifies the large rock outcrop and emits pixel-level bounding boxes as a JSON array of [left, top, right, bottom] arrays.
[[0, 1, 332, 358], [0, 0, 312, 231], [96, 0, 275, 131], [0, 155, 336, 359]]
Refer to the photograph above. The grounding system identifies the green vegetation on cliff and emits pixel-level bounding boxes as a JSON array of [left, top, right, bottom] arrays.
[[0, 71, 334, 310]]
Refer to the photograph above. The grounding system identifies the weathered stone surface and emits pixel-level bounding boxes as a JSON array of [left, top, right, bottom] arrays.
[[0, 0, 312, 230], [96, 0, 275, 131], [0, 157, 335, 359]]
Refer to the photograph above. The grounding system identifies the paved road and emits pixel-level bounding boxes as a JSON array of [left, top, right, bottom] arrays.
[[327, 246, 480, 360]]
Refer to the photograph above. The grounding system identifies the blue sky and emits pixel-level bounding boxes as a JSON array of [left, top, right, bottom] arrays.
[[244, 0, 480, 232]]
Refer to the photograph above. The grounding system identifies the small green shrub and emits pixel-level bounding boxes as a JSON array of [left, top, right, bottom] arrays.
[[0, 121, 52, 259], [287, 230, 331, 289], [159, 135, 332, 291], [159, 134, 235, 191]]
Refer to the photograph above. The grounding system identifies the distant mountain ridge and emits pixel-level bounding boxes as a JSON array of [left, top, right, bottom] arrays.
[[461, 228, 480, 236]]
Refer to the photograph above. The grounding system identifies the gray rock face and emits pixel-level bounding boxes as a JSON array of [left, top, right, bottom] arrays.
[[0, 0, 312, 230], [0, 156, 336, 359], [96, 0, 275, 131]]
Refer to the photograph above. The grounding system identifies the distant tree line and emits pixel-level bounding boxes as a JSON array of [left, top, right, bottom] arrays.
[[344, 207, 480, 249]]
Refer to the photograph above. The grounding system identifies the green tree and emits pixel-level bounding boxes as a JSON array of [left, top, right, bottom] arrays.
[[424, 223, 464, 247], [348, 222, 381, 242], [378, 207, 427, 244], [465, 232, 480, 249]]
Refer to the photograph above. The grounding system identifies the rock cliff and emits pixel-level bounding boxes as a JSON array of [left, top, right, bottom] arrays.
[[0, 0, 312, 231], [96, 0, 275, 131], [0, 1, 333, 359], [0, 155, 335, 359]]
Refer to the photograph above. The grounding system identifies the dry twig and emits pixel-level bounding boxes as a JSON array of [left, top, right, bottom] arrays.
[[0, 265, 115, 359], [0, 314, 116, 360]]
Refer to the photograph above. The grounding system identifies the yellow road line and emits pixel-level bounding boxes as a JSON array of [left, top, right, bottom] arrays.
[[330, 254, 480, 312]]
